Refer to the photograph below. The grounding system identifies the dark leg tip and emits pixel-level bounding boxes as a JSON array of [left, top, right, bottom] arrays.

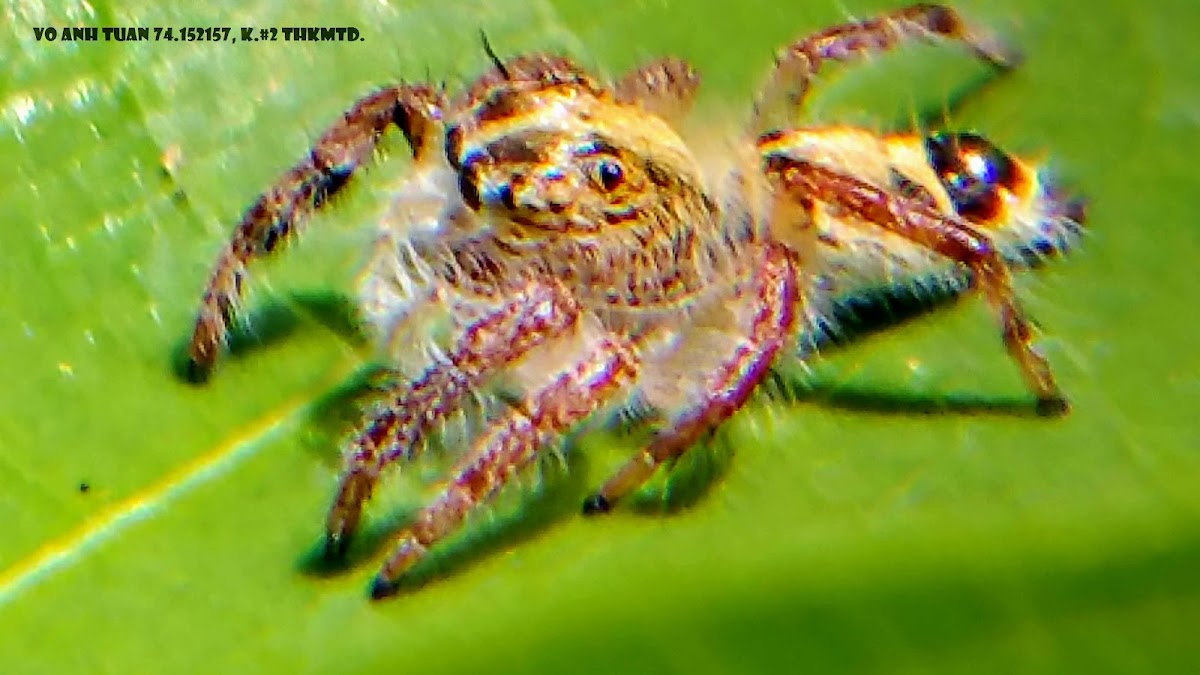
[[581, 493, 612, 516], [324, 533, 351, 560], [1036, 395, 1070, 418], [1064, 197, 1088, 225], [369, 575, 399, 601], [176, 353, 212, 385], [185, 359, 210, 384]]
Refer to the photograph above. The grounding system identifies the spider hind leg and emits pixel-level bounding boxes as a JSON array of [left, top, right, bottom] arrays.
[[765, 154, 1069, 415]]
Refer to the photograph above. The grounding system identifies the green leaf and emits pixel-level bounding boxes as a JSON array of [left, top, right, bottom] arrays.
[[2, 0, 1197, 673]]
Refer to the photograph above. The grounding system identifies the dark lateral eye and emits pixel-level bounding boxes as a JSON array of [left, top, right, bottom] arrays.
[[458, 158, 483, 210], [925, 132, 1018, 222], [445, 124, 465, 169], [597, 160, 625, 191]]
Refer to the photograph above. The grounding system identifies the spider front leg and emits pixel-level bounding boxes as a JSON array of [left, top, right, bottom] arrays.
[[326, 277, 582, 556], [751, 3, 1016, 134], [582, 243, 800, 514], [765, 155, 1068, 415], [370, 320, 638, 599], [187, 84, 446, 374]]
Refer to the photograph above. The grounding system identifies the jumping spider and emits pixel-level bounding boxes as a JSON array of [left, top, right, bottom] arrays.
[[187, 4, 1085, 598]]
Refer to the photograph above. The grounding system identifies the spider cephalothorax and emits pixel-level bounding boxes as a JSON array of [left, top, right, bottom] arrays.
[[186, 4, 1085, 598], [440, 54, 729, 323]]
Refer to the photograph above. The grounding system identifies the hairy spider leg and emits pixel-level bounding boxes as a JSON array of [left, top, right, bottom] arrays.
[[582, 242, 800, 513], [613, 57, 702, 125], [751, 3, 1016, 135], [764, 155, 1068, 415], [371, 325, 638, 598], [187, 84, 446, 373], [326, 277, 583, 554]]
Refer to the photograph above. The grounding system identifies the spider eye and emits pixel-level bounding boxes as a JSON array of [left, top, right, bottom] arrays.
[[926, 132, 1018, 222], [597, 159, 625, 191], [458, 158, 483, 210]]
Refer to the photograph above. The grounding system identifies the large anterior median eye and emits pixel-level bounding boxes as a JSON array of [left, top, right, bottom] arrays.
[[925, 131, 1019, 223], [596, 159, 625, 192]]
